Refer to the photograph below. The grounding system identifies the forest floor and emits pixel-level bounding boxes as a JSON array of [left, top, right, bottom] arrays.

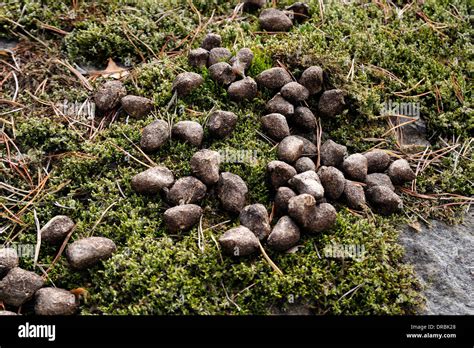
[[0, 0, 472, 314]]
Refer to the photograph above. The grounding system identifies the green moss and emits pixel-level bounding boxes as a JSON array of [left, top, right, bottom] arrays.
[[2, 0, 472, 315]]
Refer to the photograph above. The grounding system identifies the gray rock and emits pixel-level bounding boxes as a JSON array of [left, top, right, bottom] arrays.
[[0, 247, 20, 279], [304, 203, 337, 233], [364, 150, 391, 173], [164, 204, 203, 232], [0, 267, 44, 307], [188, 47, 209, 68], [294, 157, 315, 173], [217, 172, 248, 213], [265, 93, 294, 116], [131, 166, 174, 194], [399, 214, 474, 315], [320, 139, 347, 167], [342, 153, 368, 181], [167, 176, 207, 205], [287, 193, 316, 227], [256, 67, 293, 90], [365, 173, 395, 191], [120, 95, 153, 118], [227, 77, 257, 101], [280, 82, 309, 103], [388, 159, 416, 185], [243, 0, 266, 10], [261, 113, 290, 141], [299, 66, 323, 95], [318, 89, 346, 117], [233, 47, 254, 71], [190, 149, 221, 185], [287, 2, 310, 23], [172, 72, 204, 96], [34, 288, 78, 315], [318, 166, 345, 200], [94, 80, 126, 111], [219, 226, 259, 257], [207, 110, 238, 138], [343, 180, 366, 210], [259, 8, 293, 32], [267, 216, 300, 251], [201, 33, 221, 51], [366, 185, 403, 215], [278, 136, 304, 163], [293, 106, 316, 130], [172, 121, 204, 147], [208, 47, 232, 66], [140, 119, 170, 152], [40, 215, 75, 244], [294, 135, 318, 157], [66, 237, 116, 270], [289, 170, 324, 199], [289, 193, 337, 233], [267, 161, 297, 188], [239, 204, 271, 240], [274, 186, 297, 216], [0, 248, 19, 278], [209, 62, 236, 85]]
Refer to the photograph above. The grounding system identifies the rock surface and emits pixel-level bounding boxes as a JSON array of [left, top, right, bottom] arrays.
[[140, 119, 170, 152], [207, 110, 238, 138], [66, 237, 116, 270], [274, 186, 297, 216], [172, 121, 204, 147], [217, 172, 248, 213], [318, 89, 345, 117], [342, 153, 368, 182], [267, 216, 300, 251], [256, 68, 292, 90], [188, 48, 209, 68], [239, 204, 271, 240], [131, 166, 174, 194], [121, 95, 153, 118], [399, 213, 474, 314], [366, 185, 402, 215], [289, 170, 324, 200], [190, 149, 221, 185], [278, 136, 304, 163], [227, 77, 257, 101], [164, 204, 202, 232], [35, 287, 78, 315], [0, 248, 19, 278], [320, 140, 347, 167], [261, 113, 290, 141], [265, 93, 294, 116], [259, 8, 293, 32], [388, 159, 416, 185], [94, 80, 126, 111], [0, 267, 44, 307], [364, 150, 391, 173], [299, 66, 323, 94], [172, 72, 204, 96], [201, 33, 221, 51], [318, 166, 345, 200], [167, 176, 207, 205], [280, 82, 309, 103], [40, 215, 75, 244], [267, 161, 297, 188], [219, 226, 260, 256]]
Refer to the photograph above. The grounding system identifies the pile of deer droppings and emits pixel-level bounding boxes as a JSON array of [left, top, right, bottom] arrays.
[[0, 0, 417, 315]]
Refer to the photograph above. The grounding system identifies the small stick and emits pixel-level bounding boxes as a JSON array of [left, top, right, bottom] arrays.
[[45, 225, 76, 275], [257, 240, 283, 276]]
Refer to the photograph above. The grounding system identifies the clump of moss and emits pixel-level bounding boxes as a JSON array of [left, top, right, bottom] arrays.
[[2, 0, 472, 316]]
